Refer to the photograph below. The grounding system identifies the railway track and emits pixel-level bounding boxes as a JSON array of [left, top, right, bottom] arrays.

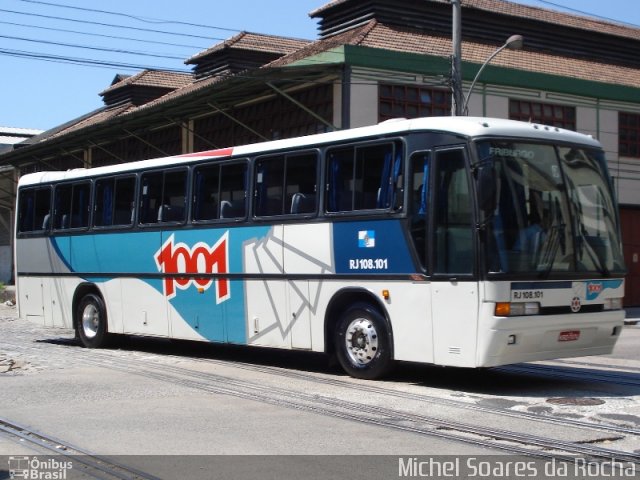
[[0, 417, 160, 480], [2, 330, 639, 465]]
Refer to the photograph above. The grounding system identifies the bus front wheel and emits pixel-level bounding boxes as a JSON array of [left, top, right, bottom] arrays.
[[76, 293, 110, 348], [335, 304, 392, 380]]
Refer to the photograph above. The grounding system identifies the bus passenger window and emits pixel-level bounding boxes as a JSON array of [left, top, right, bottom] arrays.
[[255, 156, 285, 216], [140, 170, 186, 224], [219, 163, 247, 219], [17, 187, 51, 233], [161, 171, 187, 222], [286, 153, 317, 214], [94, 179, 114, 227], [112, 176, 136, 226], [54, 182, 90, 230], [326, 143, 400, 212], [95, 176, 135, 227], [193, 162, 247, 221], [254, 153, 317, 217], [70, 183, 90, 228], [53, 184, 72, 230], [193, 165, 220, 221]]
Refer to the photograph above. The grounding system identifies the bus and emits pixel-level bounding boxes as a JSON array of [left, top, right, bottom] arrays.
[[15, 116, 626, 379]]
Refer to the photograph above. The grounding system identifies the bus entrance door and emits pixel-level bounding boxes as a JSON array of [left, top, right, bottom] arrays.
[[430, 147, 479, 367]]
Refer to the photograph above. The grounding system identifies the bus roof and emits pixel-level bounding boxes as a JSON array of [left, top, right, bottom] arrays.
[[18, 116, 601, 187]]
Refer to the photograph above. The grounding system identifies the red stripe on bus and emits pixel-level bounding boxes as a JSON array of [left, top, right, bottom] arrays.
[[178, 147, 234, 158]]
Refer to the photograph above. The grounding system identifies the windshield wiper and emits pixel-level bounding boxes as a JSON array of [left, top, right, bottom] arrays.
[[536, 223, 565, 279], [578, 231, 610, 276]]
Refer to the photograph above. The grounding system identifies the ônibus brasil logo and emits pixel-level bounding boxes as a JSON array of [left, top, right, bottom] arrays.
[[155, 232, 230, 303]]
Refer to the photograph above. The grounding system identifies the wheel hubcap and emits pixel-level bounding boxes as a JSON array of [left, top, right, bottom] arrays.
[[345, 318, 378, 365], [81, 304, 100, 339]]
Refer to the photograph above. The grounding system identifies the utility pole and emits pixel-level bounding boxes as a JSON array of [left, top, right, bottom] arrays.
[[451, 0, 463, 116]]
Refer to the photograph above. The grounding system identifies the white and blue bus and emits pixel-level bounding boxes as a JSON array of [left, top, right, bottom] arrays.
[[15, 116, 626, 379]]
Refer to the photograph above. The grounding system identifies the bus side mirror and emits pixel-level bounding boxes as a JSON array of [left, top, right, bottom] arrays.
[[477, 164, 497, 215]]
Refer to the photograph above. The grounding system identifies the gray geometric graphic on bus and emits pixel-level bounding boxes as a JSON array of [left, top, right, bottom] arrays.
[[244, 226, 334, 343]]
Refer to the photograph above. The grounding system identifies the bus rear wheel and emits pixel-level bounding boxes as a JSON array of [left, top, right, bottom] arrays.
[[76, 293, 110, 348], [335, 304, 392, 380]]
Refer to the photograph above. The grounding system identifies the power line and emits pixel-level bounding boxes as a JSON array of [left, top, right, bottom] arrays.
[[0, 8, 233, 41], [15, 0, 242, 33], [0, 47, 191, 72], [0, 33, 187, 60], [529, 0, 640, 29], [0, 45, 379, 87], [0, 20, 210, 50]]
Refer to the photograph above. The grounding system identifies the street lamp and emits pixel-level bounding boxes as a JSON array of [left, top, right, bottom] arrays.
[[462, 34, 524, 115]]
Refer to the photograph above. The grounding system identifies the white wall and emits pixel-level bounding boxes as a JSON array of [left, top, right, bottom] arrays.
[[349, 81, 378, 128], [483, 95, 509, 119]]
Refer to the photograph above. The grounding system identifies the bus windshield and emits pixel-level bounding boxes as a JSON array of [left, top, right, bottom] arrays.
[[477, 140, 625, 276]]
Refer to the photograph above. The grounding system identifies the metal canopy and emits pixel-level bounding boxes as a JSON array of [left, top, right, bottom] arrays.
[[0, 63, 343, 168]]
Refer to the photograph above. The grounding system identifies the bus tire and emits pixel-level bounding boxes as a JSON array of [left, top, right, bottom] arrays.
[[335, 303, 392, 380], [76, 293, 110, 348]]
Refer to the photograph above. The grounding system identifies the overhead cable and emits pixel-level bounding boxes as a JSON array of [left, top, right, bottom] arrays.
[[0, 8, 230, 41], [15, 0, 243, 33]]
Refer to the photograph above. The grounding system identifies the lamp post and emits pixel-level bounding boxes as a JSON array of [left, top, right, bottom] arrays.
[[451, 0, 463, 116], [462, 34, 524, 115]]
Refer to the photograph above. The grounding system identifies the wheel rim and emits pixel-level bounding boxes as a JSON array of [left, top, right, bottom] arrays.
[[344, 317, 379, 366], [81, 303, 100, 339]]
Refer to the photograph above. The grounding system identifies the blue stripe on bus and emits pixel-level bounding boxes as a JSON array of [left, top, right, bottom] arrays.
[[51, 225, 272, 344]]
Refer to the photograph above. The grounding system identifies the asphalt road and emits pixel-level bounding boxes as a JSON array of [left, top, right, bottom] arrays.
[[1, 304, 639, 479]]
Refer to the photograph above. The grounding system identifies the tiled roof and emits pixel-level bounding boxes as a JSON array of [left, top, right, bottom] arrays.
[[456, 0, 640, 41], [186, 31, 311, 64], [270, 19, 640, 89], [39, 104, 137, 142], [126, 71, 233, 114], [311, 0, 640, 41], [267, 22, 378, 67], [99, 70, 193, 96], [368, 22, 640, 88]]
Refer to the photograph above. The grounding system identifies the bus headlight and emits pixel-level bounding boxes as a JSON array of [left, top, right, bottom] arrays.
[[495, 302, 540, 316], [603, 298, 623, 310]]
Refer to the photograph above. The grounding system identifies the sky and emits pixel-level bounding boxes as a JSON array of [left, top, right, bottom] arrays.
[[1, 0, 639, 132]]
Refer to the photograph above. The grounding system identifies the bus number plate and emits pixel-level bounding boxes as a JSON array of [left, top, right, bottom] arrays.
[[511, 290, 543, 301], [348, 258, 388, 270], [558, 330, 580, 342]]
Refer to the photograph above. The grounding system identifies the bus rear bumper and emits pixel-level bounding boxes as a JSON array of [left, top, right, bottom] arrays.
[[476, 310, 624, 368]]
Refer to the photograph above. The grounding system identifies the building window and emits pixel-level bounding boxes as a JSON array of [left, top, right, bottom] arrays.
[[620, 112, 640, 158], [379, 84, 450, 121], [509, 100, 575, 130]]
